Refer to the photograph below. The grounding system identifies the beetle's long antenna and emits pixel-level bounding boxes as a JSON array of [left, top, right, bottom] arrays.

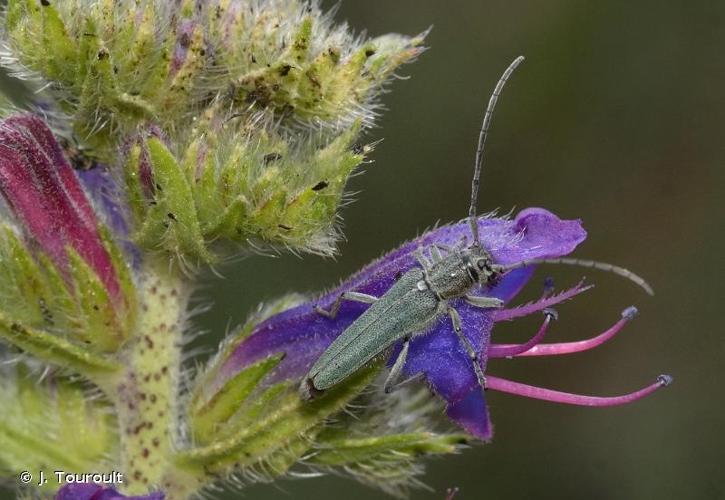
[[493, 257, 654, 295], [469, 55, 525, 246]]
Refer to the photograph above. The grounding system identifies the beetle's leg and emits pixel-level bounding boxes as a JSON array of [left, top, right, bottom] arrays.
[[430, 245, 443, 263], [431, 243, 458, 254], [384, 336, 411, 394], [414, 247, 432, 270], [448, 306, 487, 390], [384, 372, 426, 393], [315, 291, 378, 319], [414, 247, 435, 286], [465, 294, 504, 308], [433, 242, 456, 253]]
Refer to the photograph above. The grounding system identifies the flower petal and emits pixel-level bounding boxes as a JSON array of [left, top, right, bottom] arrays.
[[0, 114, 121, 299], [446, 386, 493, 441], [55, 483, 164, 500]]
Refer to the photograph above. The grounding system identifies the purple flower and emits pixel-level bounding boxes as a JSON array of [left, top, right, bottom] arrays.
[[55, 483, 164, 500], [212, 208, 670, 440], [0, 114, 122, 300]]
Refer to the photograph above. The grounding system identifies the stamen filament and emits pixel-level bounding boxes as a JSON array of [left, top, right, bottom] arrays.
[[486, 374, 672, 407], [493, 281, 592, 322], [488, 311, 554, 358], [494, 306, 637, 357]]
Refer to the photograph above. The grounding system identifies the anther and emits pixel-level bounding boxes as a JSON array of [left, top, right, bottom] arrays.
[[622, 305, 639, 321], [543, 307, 558, 321]]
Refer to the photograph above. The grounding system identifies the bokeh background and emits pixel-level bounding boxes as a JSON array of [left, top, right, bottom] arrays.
[[3, 0, 723, 499]]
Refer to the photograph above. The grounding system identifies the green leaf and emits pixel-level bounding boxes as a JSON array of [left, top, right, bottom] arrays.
[[310, 432, 468, 466], [135, 137, 210, 261], [0, 312, 121, 377], [176, 361, 382, 472], [0, 367, 116, 492], [190, 354, 284, 445]]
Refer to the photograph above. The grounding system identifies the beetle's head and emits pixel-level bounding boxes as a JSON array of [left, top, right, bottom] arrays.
[[464, 244, 497, 285]]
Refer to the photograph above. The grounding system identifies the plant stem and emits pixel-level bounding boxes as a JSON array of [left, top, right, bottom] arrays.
[[111, 258, 194, 497]]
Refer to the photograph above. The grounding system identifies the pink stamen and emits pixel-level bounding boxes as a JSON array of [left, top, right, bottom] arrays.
[[488, 310, 555, 358], [496, 306, 637, 357], [486, 374, 672, 407], [493, 280, 592, 322]]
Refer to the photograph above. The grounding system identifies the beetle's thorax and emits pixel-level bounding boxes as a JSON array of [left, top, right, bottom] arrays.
[[425, 245, 495, 300]]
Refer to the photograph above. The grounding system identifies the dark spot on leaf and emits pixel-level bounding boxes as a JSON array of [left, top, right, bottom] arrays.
[[167, 212, 177, 221], [312, 180, 329, 191], [327, 47, 340, 64], [279, 64, 291, 76], [278, 224, 292, 231], [40, 0, 50, 6], [365, 48, 376, 57], [97, 49, 109, 60]]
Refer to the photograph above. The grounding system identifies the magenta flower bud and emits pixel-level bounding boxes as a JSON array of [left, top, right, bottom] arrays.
[[0, 113, 121, 299], [55, 484, 164, 500]]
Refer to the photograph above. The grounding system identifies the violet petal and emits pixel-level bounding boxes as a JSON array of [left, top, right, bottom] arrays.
[[55, 483, 164, 500]]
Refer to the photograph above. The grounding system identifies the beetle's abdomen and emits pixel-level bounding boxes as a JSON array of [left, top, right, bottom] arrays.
[[308, 269, 440, 391]]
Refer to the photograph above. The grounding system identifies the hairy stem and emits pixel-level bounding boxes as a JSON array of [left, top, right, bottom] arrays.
[[109, 258, 195, 497]]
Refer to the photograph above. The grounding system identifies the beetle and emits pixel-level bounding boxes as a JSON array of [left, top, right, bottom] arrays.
[[300, 56, 652, 400]]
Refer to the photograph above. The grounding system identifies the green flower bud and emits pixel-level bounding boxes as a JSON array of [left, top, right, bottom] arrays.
[[2, 0, 425, 157]]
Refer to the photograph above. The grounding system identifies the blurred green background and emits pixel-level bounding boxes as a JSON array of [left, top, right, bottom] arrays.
[[3, 0, 724, 499], [205, 1, 724, 498]]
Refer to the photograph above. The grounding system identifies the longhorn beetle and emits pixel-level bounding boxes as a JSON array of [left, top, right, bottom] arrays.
[[300, 56, 653, 400]]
